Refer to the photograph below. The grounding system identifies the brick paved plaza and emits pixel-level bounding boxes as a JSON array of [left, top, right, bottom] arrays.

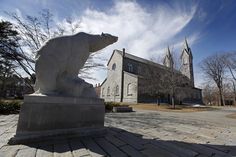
[[0, 108, 236, 157]]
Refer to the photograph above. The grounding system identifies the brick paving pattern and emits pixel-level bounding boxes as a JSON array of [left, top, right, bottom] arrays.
[[0, 108, 236, 157]]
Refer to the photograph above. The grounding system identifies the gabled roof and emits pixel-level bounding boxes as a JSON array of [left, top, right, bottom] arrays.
[[108, 49, 181, 73], [101, 78, 107, 86], [107, 50, 118, 66], [102, 49, 194, 87]]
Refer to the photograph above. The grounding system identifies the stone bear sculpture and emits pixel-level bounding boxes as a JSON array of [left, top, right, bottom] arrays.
[[34, 32, 118, 97]]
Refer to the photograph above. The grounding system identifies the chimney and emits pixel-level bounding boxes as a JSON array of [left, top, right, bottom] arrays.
[[122, 48, 125, 57]]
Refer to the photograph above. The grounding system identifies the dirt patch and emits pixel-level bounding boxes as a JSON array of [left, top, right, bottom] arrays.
[[226, 113, 236, 119], [129, 103, 217, 113]]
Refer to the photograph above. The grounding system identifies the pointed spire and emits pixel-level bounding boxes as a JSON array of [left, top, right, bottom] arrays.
[[181, 37, 192, 58], [163, 45, 174, 68], [184, 37, 189, 50], [167, 46, 171, 56], [180, 38, 194, 86]]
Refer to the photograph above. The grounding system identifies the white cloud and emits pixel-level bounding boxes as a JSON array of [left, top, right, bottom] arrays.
[[78, 1, 196, 57], [1, 0, 200, 85], [58, 1, 198, 84]]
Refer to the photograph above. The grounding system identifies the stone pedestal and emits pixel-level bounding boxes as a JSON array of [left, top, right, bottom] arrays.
[[9, 95, 105, 144]]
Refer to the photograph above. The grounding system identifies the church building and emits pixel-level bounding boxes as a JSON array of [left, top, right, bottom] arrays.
[[100, 40, 202, 104]]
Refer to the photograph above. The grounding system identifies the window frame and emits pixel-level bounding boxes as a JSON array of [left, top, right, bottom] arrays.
[[127, 83, 133, 96], [115, 85, 119, 96], [107, 87, 110, 96], [102, 88, 105, 97], [112, 63, 116, 70], [128, 63, 133, 72]]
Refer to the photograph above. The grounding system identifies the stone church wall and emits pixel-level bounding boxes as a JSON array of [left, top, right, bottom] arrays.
[[101, 50, 203, 104], [100, 51, 123, 102], [122, 72, 138, 103], [175, 87, 202, 104]]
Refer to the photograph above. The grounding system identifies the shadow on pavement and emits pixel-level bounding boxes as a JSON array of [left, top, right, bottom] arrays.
[[2, 127, 236, 157]]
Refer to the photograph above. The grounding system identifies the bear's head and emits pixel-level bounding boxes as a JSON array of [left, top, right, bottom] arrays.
[[101, 32, 118, 45], [89, 32, 118, 52]]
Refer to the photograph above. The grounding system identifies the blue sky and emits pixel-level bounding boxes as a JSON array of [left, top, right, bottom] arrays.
[[1, 0, 236, 87]]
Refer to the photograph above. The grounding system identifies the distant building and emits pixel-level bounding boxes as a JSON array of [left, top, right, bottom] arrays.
[[100, 40, 203, 104], [94, 83, 101, 97]]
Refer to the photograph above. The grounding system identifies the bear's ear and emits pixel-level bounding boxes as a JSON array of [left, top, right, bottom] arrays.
[[101, 32, 104, 36]]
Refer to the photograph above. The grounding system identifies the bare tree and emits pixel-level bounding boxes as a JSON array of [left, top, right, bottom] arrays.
[[202, 83, 215, 105], [160, 50, 181, 109], [142, 50, 181, 108], [222, 52, 236, 104], [66, 17, 81, 35], [4, 10, 54, 83], [201, 54, 227, 106], [5, 9, 105, 89], [169, 50, 182, 108], [232, 80, 236, 105]]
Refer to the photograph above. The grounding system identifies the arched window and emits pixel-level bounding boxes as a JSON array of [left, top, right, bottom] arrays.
[[107, 87, 110, 96], [128, 63, 133, 72], [112, 63, 116, 70], [115, 85, 119, 96], [127, 83, 132, 96]]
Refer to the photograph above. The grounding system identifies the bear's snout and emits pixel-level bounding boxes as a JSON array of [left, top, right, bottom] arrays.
[[114, 36, 118, 42]]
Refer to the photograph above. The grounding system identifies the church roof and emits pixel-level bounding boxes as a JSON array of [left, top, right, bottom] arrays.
[[113, 49, 180, 73], [103, 48, 196, 89], [100, 78, 107, 86]]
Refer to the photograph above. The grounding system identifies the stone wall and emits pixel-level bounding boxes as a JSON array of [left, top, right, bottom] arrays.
[[100, 50, 123, 102], [175, 87, 202, 104], [101, 50, 203, 104], [122, 72, 138, 103], [135, 61, 201, 103]]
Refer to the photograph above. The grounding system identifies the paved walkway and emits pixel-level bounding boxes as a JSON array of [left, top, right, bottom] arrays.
[[0, 108, 236, 157]]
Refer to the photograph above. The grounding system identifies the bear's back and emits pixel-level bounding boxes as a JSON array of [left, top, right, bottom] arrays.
[[36, 35, 75, 60]]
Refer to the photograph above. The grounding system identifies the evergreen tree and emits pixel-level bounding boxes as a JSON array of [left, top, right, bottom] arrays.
[[0, 21, 19, 97]]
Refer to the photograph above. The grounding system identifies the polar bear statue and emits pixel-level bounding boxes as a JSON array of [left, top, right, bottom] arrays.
[[34, 32, 118, 97]]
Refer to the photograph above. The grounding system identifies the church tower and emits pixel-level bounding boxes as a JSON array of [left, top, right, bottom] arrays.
[[163, 46, 174, 69], [180, 39, 194, 87]]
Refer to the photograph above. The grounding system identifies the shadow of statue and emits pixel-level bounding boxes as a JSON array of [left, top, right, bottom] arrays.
[[2, 126, 236, 157]]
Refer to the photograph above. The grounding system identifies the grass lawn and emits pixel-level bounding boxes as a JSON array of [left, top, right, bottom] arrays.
[[129, 103, 218, 112], [1, 99, 23, 103]]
